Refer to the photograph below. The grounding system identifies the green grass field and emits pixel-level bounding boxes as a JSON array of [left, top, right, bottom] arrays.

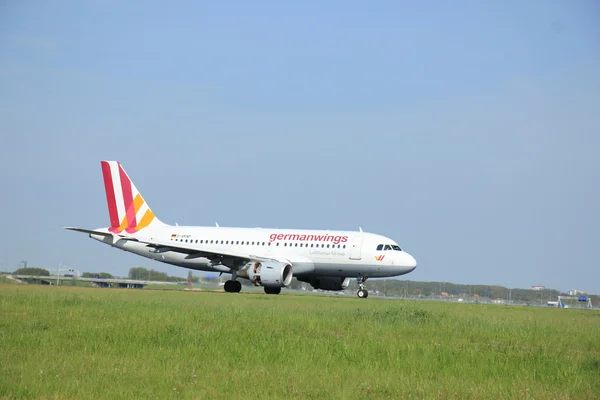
[[1, 285, 598, 399]]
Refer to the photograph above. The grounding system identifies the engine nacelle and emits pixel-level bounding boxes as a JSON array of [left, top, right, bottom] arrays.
[[246, 261, 293, 288], [299, 276, 351, 291]]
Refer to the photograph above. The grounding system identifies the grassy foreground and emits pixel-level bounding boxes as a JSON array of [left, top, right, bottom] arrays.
[[0, 285, 598, 399]]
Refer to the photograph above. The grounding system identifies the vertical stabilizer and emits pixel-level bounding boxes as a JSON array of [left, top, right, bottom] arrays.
[[100, 161, 165, 233]]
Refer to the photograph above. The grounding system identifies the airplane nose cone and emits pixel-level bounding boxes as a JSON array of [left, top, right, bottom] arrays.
[[404, 252, 417, 272]]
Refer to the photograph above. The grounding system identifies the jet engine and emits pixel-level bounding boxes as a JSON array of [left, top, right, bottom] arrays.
[[245, 261, 293, 288], [299, 276, 351, 291]]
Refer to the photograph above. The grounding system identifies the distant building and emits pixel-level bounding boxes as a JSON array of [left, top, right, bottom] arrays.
[[19, 261, 27, 269], [568, 289, 586, 296], [531, 285, 545, 291]]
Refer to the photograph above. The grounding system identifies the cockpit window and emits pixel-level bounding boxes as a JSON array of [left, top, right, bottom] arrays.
[[378, 243, 402, 251]]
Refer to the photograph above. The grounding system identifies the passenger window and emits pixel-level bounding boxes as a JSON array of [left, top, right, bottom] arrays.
[[377, 244, 383, 251], [294, 243, 298, 247], [326, 244, 330, 248], [276, 243, 279, 246], [343, 245, 346, 249], [284, 243, 287, 247]]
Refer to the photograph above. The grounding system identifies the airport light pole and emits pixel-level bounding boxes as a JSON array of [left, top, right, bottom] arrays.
[[56, 262, 61, 286]]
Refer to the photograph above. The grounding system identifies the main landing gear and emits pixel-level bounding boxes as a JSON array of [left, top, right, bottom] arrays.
[[356, 276, 368, 299], [224, 280, 242, 293], [223, 281, 281, 295]]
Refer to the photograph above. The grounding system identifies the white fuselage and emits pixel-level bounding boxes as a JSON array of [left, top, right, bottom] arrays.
[[91, 226, 417, 279]]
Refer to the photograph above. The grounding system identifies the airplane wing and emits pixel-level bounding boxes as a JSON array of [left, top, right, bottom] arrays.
[[134, 237, 279, 265], [64, 227, 282, 266]]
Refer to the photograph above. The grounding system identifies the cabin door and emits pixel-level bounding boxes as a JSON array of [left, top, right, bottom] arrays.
[[349, 235, 363, 260]]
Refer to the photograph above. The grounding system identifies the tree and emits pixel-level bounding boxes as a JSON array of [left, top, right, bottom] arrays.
[[14, 267, 50, 276], [128, 267, 187, 282], [82, 272, 113, 279]]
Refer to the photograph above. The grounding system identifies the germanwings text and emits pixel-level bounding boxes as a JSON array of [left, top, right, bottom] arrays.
[[269, 233, 349, 245]]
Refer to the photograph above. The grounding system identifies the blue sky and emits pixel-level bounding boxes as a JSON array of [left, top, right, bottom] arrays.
[[1, 1, 598, 293]]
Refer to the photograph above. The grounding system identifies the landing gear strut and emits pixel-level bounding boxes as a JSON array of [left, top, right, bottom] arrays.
[[356, 276, 368, 299], [224, 280, 242, 293]]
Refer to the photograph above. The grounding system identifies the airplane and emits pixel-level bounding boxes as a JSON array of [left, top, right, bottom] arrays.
[[65, 161, 417, 298]]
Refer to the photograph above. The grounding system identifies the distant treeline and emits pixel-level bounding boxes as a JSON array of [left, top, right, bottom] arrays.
[[14, 268, 50, 276], [346, 279, 597, 304], [128, 267, 197, 283], [82, 272, 113, 279]]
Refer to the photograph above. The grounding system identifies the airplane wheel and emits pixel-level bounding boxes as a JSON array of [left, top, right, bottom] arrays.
[[264, 287, 281, 295], [224, 280, 242, 293], [357, 289, 368, 299]]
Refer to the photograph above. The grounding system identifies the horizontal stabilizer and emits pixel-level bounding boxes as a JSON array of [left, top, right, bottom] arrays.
[[64, 227, 113, 236], [64, 227, 137, 245]]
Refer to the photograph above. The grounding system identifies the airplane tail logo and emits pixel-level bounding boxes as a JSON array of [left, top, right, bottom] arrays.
[[101, 161, 164, 233], [374, 255, 385, 261]]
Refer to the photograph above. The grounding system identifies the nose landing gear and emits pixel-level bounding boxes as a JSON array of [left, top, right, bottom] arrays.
[[356, 276, 368, 299]]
